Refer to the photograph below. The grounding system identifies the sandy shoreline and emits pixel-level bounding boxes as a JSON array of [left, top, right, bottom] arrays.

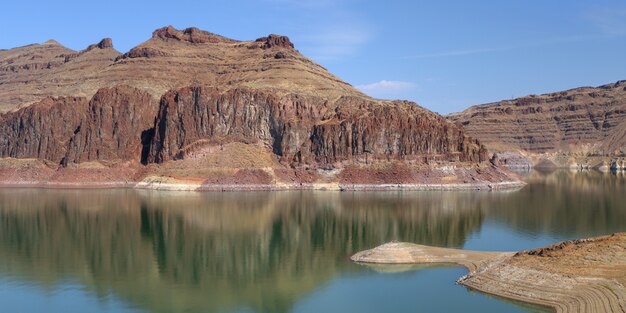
[[0, 179, 526, 191], [351, 234, 626, 313]]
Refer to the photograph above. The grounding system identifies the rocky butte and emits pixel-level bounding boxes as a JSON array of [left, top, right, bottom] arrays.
[[449, 81, 626, 170], [0, 26, 521, 190]]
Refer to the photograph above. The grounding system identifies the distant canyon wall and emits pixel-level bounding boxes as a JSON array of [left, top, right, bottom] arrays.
[[449, 81, 626, 156]]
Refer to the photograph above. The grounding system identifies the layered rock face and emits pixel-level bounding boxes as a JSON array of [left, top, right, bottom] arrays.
[[0, 39, 120, 112], [0, 26, 361, 113], [0, 85, 485, 171], [449, 81, 626, 155], [63, 86, 157, 165], [0, 96, 87, 162], [0, 86, 157, 165], [146, 87, 486, 166], [0, 26, 504, 187]]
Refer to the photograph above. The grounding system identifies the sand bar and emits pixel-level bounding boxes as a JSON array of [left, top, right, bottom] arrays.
[[351, 233, 626, 313]]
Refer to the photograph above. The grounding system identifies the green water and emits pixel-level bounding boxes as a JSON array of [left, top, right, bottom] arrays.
[[0, 170, 624, 312]]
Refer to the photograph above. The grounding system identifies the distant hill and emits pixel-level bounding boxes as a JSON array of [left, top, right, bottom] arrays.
[[449, 81, 626, 156]]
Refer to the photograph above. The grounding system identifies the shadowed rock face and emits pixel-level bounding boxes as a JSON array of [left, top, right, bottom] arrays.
[[63, 86, 158, 165], [449, 81, 626, 155], [0, 86, 157, 165], [0, 96, 88, 162], [146, 87, 487, 165], [0, 84, 486, 170]]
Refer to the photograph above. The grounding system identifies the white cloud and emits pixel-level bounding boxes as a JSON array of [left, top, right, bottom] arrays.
[[356, 80, 416, 96]]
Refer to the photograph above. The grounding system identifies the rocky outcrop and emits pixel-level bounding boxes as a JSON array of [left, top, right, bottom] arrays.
[[117, 47, 171, 60], [63, 86, 157, 165], [146, 87, 487, 166], [86, 38, 113, 50], [490, 152, 532, 171], [152, 26, 238, 44], [255, 34, 294, 49], [0, 96, 88, 163], [0, 86, 156, 166], [449, 81, 626, 155], [64, 38, 116, 62]]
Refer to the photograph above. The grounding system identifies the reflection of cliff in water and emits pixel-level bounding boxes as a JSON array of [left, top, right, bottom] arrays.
[[484, 170, 626, 237], [0, 189, 483, 313]]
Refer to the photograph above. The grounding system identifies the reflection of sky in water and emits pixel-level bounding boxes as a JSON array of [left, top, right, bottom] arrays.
[[0, 170, 622, 313], [291, 268, 540, 313], [0, 277, 145, 313], [463, 221, 561, 252]]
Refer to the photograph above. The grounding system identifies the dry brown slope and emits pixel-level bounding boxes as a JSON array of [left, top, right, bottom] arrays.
[[449, 81, 626, 155], [0, 26, 365, 113], [106, 26, 363, 101], [0, 39, 120, 112]]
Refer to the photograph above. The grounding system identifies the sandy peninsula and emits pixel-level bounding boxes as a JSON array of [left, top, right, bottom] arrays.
[[351, 233, 626, 313]]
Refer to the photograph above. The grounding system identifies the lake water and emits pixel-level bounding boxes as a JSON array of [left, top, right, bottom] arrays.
[[0, 170, 625, 313]]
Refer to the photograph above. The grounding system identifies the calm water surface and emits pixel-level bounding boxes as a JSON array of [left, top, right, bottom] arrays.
[[0, 170, 625, 313]]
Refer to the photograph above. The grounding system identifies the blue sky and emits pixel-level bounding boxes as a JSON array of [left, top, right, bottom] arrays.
[[2, 0, 625, 114]]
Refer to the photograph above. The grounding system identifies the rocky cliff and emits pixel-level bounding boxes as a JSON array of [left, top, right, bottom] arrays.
[[0, 26, 517, 189], [0, 86, 156, 165], [146, 87, 486, 166], [449, 81, 626, 155], [0, 96, 87, 162]]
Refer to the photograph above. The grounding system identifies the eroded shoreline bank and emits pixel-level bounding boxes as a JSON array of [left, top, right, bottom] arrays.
[[0, 180, 526, 191], [351, 234, 626, 313]]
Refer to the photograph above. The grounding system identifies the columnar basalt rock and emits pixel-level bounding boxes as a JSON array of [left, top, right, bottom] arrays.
[[0, 96, 88, 163], [146, 87, 487, 166], [63, 86, 157, 165], [0, 86, 157, 166]]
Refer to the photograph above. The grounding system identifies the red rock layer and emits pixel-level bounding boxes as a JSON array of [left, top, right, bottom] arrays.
[[63, 86, 157, 165], [0, 96, 87, 162], [0, 86, 157, 165], [146, 87, 487, 166]]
